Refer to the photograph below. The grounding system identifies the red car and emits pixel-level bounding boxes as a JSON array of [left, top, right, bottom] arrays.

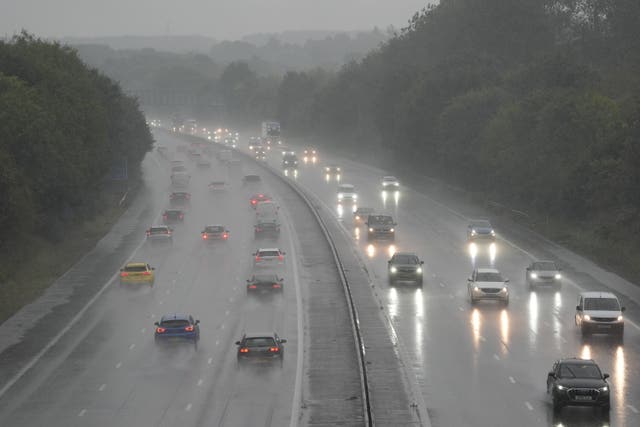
[[250, 193, 271, 208]]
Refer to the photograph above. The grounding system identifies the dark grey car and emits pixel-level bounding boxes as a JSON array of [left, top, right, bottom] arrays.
[[388, 252, 424, 285]]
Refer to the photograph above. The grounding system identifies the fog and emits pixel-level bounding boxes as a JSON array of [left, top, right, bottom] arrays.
[[1, 0, 432, 40]]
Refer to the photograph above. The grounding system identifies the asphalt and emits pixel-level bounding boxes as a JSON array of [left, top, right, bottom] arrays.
[[0, 130, 365, 427], [252, 140, 640, 427]]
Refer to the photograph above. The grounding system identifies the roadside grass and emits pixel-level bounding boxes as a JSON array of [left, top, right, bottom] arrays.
[[0, 192, 128, 324]]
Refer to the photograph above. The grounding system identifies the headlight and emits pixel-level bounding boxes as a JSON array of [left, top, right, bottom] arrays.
[[416, 267, 422, 274], [555, 273, 561, 279], [369, 228, 374, 232], [530, 273, 538, 279], [491, 230, 496, 236], [353, 194, 358, 199], [556, 385, 565, 390], [584, 314, 591, 321], [471, 230, 477, 236], [338, 194, 343, 199], [389, 228, 395, 232], [390, 267, 397, 273], [600, 386, 609, 392], [617, 315, 624, 322], [474, 286, 479, 291], [502, 287, 508, 292]]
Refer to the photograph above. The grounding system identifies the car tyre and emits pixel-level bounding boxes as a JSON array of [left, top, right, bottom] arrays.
[[503, 297, 509, 307], [552, 401, 563, 414]]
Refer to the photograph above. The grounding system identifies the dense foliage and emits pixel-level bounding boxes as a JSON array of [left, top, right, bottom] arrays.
[[277, 0, 640, 254], [0, 33, 153, 250]]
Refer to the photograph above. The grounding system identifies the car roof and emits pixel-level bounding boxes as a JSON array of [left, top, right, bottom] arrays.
[[470, 219, 491, 224], [580, 291, 618, 299], [252, 273, 279, 280], [172, 191, 189, 195], [164, 209, 182, 212], [151, 225, 170, 229], [257, 248, 280, 252], [383, 176, 397, 180], [160, 313, 191, 321], [338, 184, 354, 188], [393, 252, 418, 257], [243, 332, 276, 338], [476, 267, 500, 274], [205, 224, 224, 228], [125, 262, 147, 268], [559, 357, 597, 365]]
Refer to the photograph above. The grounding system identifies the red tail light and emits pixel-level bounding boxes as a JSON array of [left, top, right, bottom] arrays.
[[223, 233, 228, 239], [202, 234, 208, 240], [239, 347, 249, 353], [163, 215, 168, 220], [278, 255, 284, 261], [143, 271, 151, 276], [186, 194, 191, 199], [146, 231, 150, 236], [120, 272, 128, 277], [272, 283, 281, 288], [156, 327, 166, 333], [184, 325, 194, 332], [255, 256, 261, 262], [248, 285, 257, 289], [269, 347, 280, 352], [251, 200, 257, 204]]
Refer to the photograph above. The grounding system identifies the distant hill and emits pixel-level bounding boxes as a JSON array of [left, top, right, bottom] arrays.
[[61, 35, 217, 53]]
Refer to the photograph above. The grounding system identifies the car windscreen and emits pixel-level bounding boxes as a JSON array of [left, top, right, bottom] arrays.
[[124, 265, 147, 272], [165, 211, 181, 216], [245, 337, 276, 347], [172, 165, 187, 172], [584, 298, 620, 311], [475, 272, 504, 282], [471, 220, 492, 228], [205, 226, 223, 232], [253, 275, 278, 283], [150, 227, 169, 234], [532, 262, 558, 271], [393, 255, 418, 264], [338, 186, 354, 192], [172, 193, 188, 198], [369, 216, 393, 224], [559, 363, 602, 379], [258, 251, 280, 257], [283, 154, 297, 160], [160, 319, 190, 328]]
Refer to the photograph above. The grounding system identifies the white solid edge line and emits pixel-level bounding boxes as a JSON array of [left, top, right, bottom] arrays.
[[0, 210, 160, 399], [285, 202, 305, 427]]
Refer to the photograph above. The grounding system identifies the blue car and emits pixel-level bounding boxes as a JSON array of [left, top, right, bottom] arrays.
[[154, 314, 200, 349]]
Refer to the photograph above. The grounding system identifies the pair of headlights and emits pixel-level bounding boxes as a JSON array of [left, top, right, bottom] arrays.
[[390, 267, 422, 274], [530, 273, 562, 279]]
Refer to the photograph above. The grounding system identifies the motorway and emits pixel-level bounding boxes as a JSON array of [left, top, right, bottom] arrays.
[[249, 139, 640, 427], [0, 130, 366, 427]]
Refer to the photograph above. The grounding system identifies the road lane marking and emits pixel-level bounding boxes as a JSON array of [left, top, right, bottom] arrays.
[[128, 344, 135, 350], [479, 336, 486, 342], [78, 409, 86, 417], [221, 324, 225, 329], [197, 378, 203, 386], [439, 283, 445, 287], [207, 357, 213, 365], [98, 383, 106, 391], [493, 354, 500, 360], [628, 404, 639, 414], [185, 403, 192, 411], [115, 362, 122, 369], [159, 300, 164, 305], [458, 307, 464, 311], [525, 402, 533, 411], [509, 376, 516, 384], [215, 340, 219, 346], [225, 310, 229, 316]]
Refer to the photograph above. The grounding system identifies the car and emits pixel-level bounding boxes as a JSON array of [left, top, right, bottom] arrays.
[[324, 165, 341, 181], [171, 164, 188, 173], [282, 153, 298, 168], [366, 214, 396, 241], [250, 193, 271, 208], [196, 157, 211, 168], [170, 159, 185, 168], [303, 148, 318, 164], [248, 137, 262, 151], [467, 268, 509, 305], [388, 252, 424, 285], [156, 146, 169, 156], [254, 149, 267, 161], [119, 262, 155, 286], [253, 248, 286, 267], [575, 292, 625, 338], [169, 191, 191, 206], [547, 358, 610, 413], [170, 171, 190, 188], [381, 176, 400, 189], [162, 209, 184, 224], [526, 260, 562, 289], [236, 332, 286, 367], [467, 219, 496, 241], [246, 274, 284, 294], [154, 314, 200, 349], [146, 225, 173, 243], [353, 207, 374, 224], [255, 217, 281, 238], [243, 174, 262, 185], [337, 184, 357, 202], [208, 180, 228, 191], [201, 225, 229, 241]]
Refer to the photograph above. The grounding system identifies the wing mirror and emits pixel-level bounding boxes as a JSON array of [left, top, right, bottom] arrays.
[[154, 322, 159, 326], [195, 320, 200, 325], [235, 341, 241, 345], [151, 267, 155, 270], [621, 306, 626, 312], [467, 278, 473, 282], [548, 371, 556, 378], [504, 279, 510, 283], [280, 339, 287, 343], [576, 305, 582, 311], [420, 261, 424, 264], [603, 373, 610, 380], [279, 278, 284, 282], [120, 268, 124, 271]]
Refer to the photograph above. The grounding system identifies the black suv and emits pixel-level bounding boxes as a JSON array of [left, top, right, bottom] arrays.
[[236, 332, 286, 367], [246, 274, 284, 294], [366, 215, 396, 241], [388, 252, 424, 285], [547, 358, 610, 413], [162, 209, 184, 223]]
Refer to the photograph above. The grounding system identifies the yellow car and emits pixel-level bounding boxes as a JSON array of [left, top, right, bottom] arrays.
[[119, 262, 155, 286]]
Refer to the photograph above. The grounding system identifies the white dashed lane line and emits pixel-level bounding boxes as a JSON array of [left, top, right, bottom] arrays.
[[525, 402, 533, 411], [493, 354, 500, 361], [128, 344, 135, 350], [115, 362, 122, 369], [185, 403, 192, 412], [141, 328, 146, 334], [78, 409, 86, 417], [98, 383, 106, 391], [628, 404, 639, 414], [207, 357, 213, 365], [197, 378, 203, 386], [508, 376, 516, 384]]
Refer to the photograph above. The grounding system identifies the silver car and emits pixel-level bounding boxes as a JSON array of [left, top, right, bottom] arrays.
[[468, 267, 509, 305], [526, 260, 562, 289], [146, 225, 173, 243], [253, 248, 286, 268]]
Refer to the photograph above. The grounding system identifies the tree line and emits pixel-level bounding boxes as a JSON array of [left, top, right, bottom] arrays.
[[0, 33, 153, 267]]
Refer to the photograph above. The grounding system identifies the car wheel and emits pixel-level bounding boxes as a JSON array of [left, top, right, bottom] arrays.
[[417, 278, 423, 287], [503, 297, 509, 307], [581, 325, 590, 337], [552, 399, 563, 414], [469, 295, 476, 305], [601, 401, 611, 413]]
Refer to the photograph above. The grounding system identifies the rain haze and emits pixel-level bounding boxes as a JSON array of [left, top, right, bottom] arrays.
[[1, 0, 431, 39]]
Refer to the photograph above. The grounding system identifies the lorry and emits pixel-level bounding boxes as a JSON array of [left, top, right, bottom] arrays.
[[261, 121, 281, 147]]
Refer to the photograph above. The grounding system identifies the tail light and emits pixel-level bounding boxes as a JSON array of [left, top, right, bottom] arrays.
[[255, 256, 261, 262], [278, 255, 284, 261], [120, 272, 129, 277], [223, 233, 228, 239], [186, 194, 191, 199], [179, 214, 184, 219], [239, 347, 249, 353], [272, 283, 281, 289], [248, 285, 257, 289], [156, 327, 166, 333], [269, 347, 280, 352], [202, 234, 208, 240], [143, 271, 151, 276], [255, 227, 261, 232], [170, 194, 174, 199], [146, 231, 150, 236], [184, 325, 194, 332], [252, 200, 257, 205], [162, 215, 168, 220]]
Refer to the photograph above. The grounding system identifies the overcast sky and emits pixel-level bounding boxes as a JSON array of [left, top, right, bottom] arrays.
[[1, 1, 432, 40]]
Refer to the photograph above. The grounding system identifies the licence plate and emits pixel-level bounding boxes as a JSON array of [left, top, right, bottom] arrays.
[[574, 395, 592, 401]]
